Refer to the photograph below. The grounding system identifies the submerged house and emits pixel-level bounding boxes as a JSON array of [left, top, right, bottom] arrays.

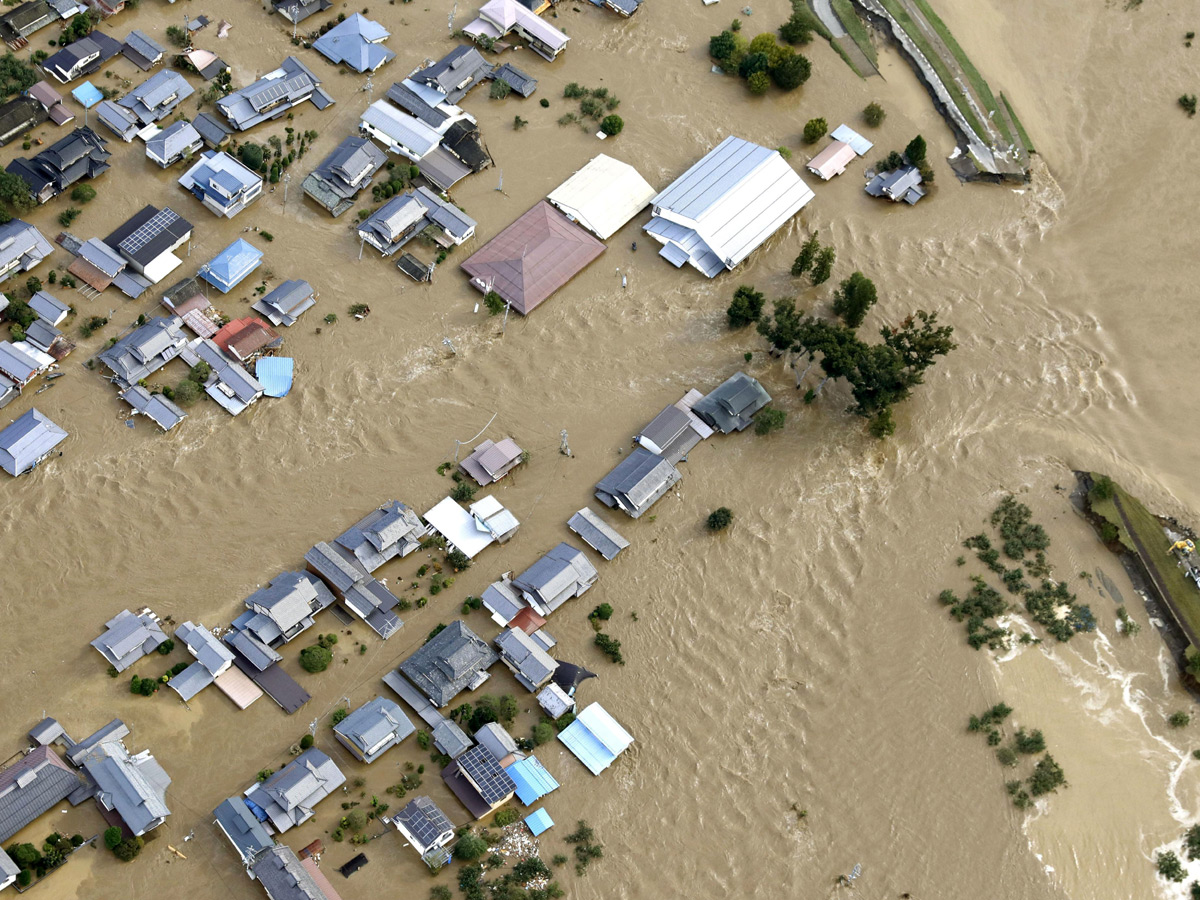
[[302, 135, 386, 216], [806, 139, 857, 182], [399, 620, 497, 708], [146, 120, 203, 168], [170, 621, 235, 701], [253, 845, 343, 900], [459, 437, 523, 486], [238, 570, 335, 646], [90, 609, 168, 672], [5, 126, 110, 204], [253, 279, 316, 327], [460, 201, 604, 316], [409, 46, 493, 104], [691, 371, 771, 433], [557, 702, 633, 775], [244, 748, 345, 833], [356, 187, 476, 257], [28, 81, 73, 126], [463, 0, 569, 61], [393, 796, 455, 867], [0, 220, 52, 282], [509, 542, 597, 617], [121, 29, 164, 70], [594, 447, 681, 519], [441, 743, 516, 819], [272, 0, 329, 23], [865, 164, 925, 205], [0, 97, 46, 146], [546, 154, 656, 241], [103, 205, 193, 284], [0, 0, 55, 49], [633, 390, 713, 464], [75, 724, 171, 835], [216, 56, 333, 132], [200, 239, 262, 293], [212, 796, 273, 870], [28, 290, 68, 326], [40, 32, 122, 83], [96, 316, 188, 388], [117, 69, 194, 127], [333, 500, 428, 572], [178, 151, 264, 218], [119, 385, 188, 432], [566, 507, 629, 561], [645, 135, 814, 278], [0, 746, 83, 843], [0, 407, 65, 475], [212, 316, 280, 365], [333, 697, 414, 763], [191, 338, 265, 416], [495, 626, 557, 692], [304, 541, 404, 640], [312, 13, 394, 73]]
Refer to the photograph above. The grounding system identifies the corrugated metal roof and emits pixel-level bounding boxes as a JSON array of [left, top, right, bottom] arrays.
[[504, 756, 559, 806], [0, 407, 66, 476], [557, 703, 633, 775], [566, 507, 629, 560], [830, 123, 873, 157], [524, 807, 553, 836], [547, 154, 656, 240]]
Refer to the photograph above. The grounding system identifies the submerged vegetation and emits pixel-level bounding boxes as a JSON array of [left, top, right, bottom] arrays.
[[968, 703, 1066, 809]]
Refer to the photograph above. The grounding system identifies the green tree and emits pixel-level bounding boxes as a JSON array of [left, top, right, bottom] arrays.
[[498, 694, 519, 724], [707, 507, 733, 531], [455, 832, 488, 861], [9, 843, 40, 867], [802, 117, 828, 144], [1171, 711, 1192, 728], [102, 828, 122, 851], [344, 809, 368, 832], [173, 378, 200, 406], [905, 134, 927, 165], [748, 33, 784, 65], [868, 408, 896, 439], [489, 79, 511, 100], [880, 310, 956, 374], [754, 407, 786, 435], [532, 721, 555, 745], [484, 290, 506, 315], [709, 31, 737, 59], [831, 271, 878, 329], [63, 12, 95, 43], [1158, 850, 1186, 882], [792, 231, 821, 277], [757, 298, 805, 354], [70, 184, 96, 203], [430, 887, 453, 900], [1027, 754, 1067, 796], [451, 481, 476, 502], [299, 645, 332, 673], [779, 16, 812, 45], [590, 603, 613, 621], [863, 102, 886, 127], [112, 838, 143, 861], [493, 807, 520, 827], [810, 246, 836, 285], [165, 24, 188, 47], [239, 143, 264, 171], [771, 51, 811, 89], [600, 115, 623, 136], [594, 633, 624, 664], [737, 51, 770, 78], [746, 72, 770, 95], [1089, 475, 1115, 502], [726, 284, 764, 328], [0, 170, 34, 213]]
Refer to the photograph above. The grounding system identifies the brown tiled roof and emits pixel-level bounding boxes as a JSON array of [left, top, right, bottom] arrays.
[[509, 607, 546, 635], [460, 201, 604, 315]]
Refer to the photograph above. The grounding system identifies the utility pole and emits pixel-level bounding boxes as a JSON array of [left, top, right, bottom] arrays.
[[364, 74, 373, 105], [282, 171, 291, 204], [290, 5, 299, 40], [442, 337, 456, 355]]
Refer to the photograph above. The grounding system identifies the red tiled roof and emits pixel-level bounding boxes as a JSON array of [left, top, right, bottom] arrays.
[[460, 201, 604, 315], [213, 316, 278, 360], [509, 607, 546, 635]]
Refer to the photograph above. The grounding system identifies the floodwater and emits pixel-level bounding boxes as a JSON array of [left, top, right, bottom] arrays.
[[1, 0, 1199, 897]]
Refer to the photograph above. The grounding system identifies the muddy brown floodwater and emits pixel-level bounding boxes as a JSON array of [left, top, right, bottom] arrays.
[[2, 0, 1199, 897]]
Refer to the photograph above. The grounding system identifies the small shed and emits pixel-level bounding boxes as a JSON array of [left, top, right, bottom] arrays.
[[806, 140, 857, 181], [504, 756, 559, 806], [524, 808, 553, 836], [566, 508, 629, 560], [557, 702, 634, 775]]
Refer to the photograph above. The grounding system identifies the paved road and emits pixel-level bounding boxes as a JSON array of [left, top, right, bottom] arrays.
[[812, 0, 847, 37]]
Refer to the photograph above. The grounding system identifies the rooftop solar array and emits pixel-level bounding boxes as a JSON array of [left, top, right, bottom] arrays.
[[457, 745, 515, 805]]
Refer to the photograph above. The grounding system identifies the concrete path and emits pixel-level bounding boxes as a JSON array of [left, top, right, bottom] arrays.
[[812, 0, 847, 37]]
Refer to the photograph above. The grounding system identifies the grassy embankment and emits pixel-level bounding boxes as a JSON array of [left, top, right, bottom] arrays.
[[1088, 475, 1200, 645], [831, 0, 879, 68], [792, 1, 867, 79]]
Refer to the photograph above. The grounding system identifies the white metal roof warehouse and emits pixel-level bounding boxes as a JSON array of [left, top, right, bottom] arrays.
[[644, 135, 814, 278], [546, 154, 656, 240]]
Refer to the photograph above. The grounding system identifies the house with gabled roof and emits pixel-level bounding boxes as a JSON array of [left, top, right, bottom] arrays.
[[90, 609, 168, 672], [96, 315, 187, 388], [77, 726, 171, 835], [393, 796, 454, 867], [410, 46, 493, 104], [557, 702, 633, 775], [170, 621, 235, 701], [305, 539, 405, 640], [239, 570, 335, 646], [272, 0, 330, 23], [117, 69, 193, 125], [333, 697, 414, 763], [547, 154, 656, 241], [191, 337, 264, 416], [0, 220, 52, 282], [495, 626, 557, 692], [334, 500, 428, 572], [865, 164, 925, 205], [399, 620, 497, 708], [459, 437, 523, 486], [0, 407, 66, 475], [0, 0, 55, 48], [0, 97, 46, 146], [212, 796, 273, 871], [357, 187, 476, 257], [441, 743, 515, 819], [40, 32, 122, 83], [510, 542, 597, 617], [5, 126, 110, 203], [691, 371, 771, 433], [463, 0, 569, 61], [146, 120, 203, 168], [634, 392, 712, 464], [595, 447, 681, 518], [243, 748, 345, 833], [253, 844, 343, 900], [104, 205, 193, 283], [28, 290, 68, 326], [252, 279, 315, 327], [179, 150, 263, 218], [121, 29, 163, 70], [216, 56, 333, 132], [119, 385, 187, 432], [312, 13, 394, 73], [566, 507, 629, 561], [302, 135, 386, 216], [28, 81, 72, 126], [0, 746, 84, 843]]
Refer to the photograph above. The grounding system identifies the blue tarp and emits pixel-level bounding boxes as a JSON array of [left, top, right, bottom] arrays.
[[524, 808, 553, 836], [255, 357, 293, 397], [504, 756, 559, 806], [71, 81, 104, 108]]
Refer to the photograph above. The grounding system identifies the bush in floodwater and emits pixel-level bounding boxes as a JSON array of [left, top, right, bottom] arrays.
[[1180, 94, 1198, 117], [451, 481, 476, 502], [455, 832, 488, 861], [707, 507, 733, 531], [1157, 850, 1186, 882], [726, 284, 765, 328], [802, 117, 827, 144], [600, 114, 624, 136], [1013, 728, 1046, 754], [755, 406, 786, 435], [594, 633, 624, 664], [995, 746, 1018, 767], [1027, 753, 1067, 796], [484, 290, 505, 315], [1170, 711, 1192, 728], [300, 645, 332, 673], [863, 102, 886, 127]]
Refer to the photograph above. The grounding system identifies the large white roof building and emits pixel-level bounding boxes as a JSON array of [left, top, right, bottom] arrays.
[[546, 154, 656, 241]]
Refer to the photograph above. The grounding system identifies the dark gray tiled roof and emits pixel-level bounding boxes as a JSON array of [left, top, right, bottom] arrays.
[[0, 747, 82, 843]]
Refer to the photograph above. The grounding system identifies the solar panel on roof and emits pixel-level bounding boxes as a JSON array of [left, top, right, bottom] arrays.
[[120, 208, 183, 256], [458, 746, 515, 805], [247, 75, 306, 112]]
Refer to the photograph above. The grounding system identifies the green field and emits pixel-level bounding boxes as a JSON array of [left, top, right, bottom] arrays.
[[832, 0, 879, 66]]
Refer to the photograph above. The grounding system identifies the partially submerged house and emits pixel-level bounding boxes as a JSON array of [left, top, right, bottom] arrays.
[[212, 796, 273, 870], [0, 341, 47, 394], [393, 796, 455, 867], [360, 99, 442, 161], [96, 316, 188, 388], [333, 697, 414, 763], [356, 187, 476, 257], [0, 220, 52, 282], [200, 238, 262, 293], [594, 446, 681, 518], [806, 139, 857, 181], [0, 0, 55, 49], [212, 316, 280, 365], [333, 500, 428, 572], [441, 743, 516, 819], [28, 81, 73, 126], [865, 164, 925, 205], [252, 279, 316, 327], [304, 541, 404, 639], [547, 154, 656, 240], [399, 620, 498, 708], [302, 135, 386, 217], [114, 69, 194, 130], [27, 290, 68, 326], [645, 135, 814, 277], [40, 32, 122, 83], [272, 0, 330, 24], [474, 722, 518, 763], [146, 120, 203, 168], [459, 437, 523, 486], [119, 385, 188, 432], [191, 111, 230, 150], [460, 201, 604, 315], [380, 668, 473, 758], [0, 97, 46, 146], [495, 626, 557, 692], [830, 122, 874, 156], [170, 620, 235, 701], [0, 746, 83, 843], [24, 319, 73, 361], [5, 126, 110, 204], [75, 725, 171, 835], [567, 507, 629, 561], [244, 748, 345, 833], [489, 62, 536, 98], [504, 755, 559, 806], [633, 390, 713, 464], [178, 151, 264, 218], [121, 29, 164, 70], [691, 371, 771, 433], [64, 236, 149, 297], [190, 337, 265, 416], [103, 205, 193, 284], [237, 570, 335, 646], [423, 494, 519, 559], [253, 845, 343, 900], [557, 702, 633, 774], [90, 608, 168, 672], [509, 542, 597, 616], [409, 46, 493, 104], [312, 13, 394, 73], [216, 56, 333, 132], [463, 0, 570, 61]]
